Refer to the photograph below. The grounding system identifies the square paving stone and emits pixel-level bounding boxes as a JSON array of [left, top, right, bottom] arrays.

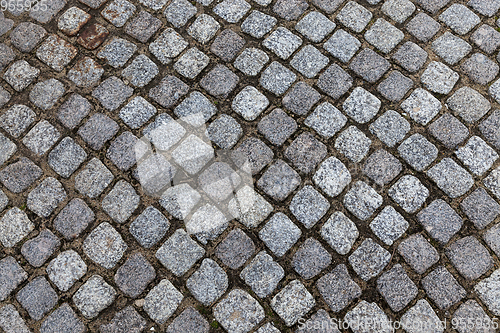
[[401, 88, 441, 125], [349, 238, 390, 281], [363, 149, 402, 186], [97, 37, 137, 68], [188, 14, 220, 44], [122, 54, 158, 87], [214, 289, 265, 333], [381, 0, 415, 23], [241, 10, 276, 38], [57, 94, 92, 129], [149, 28, 188, 64], [257, 160, 301, 201], [48, 137, 87, 178], [292, 238, 331, 279], [58, 6, 91, 35], [469, 0, 500, 16], [377, 264, 418, 312], [417, 199, 463, 244], [171, 134, 214, 175], [389, 175, 429, 213], [228, 186, 274, 228], [317, 264, 361, 313], [174, 47, 210, 79], [216, 228, 255, 269], [3, 60, 40, 92], [36, 34, 78, 72], [271, 280, 315, 326], [232, 137, 273, 175], [258, 109, 297, 146], [370, 206, 408, 246], [364, 18, 404, 54], [313, 157, 351, 198], [472, 24, 500, 54], [398, 234, 439, 274], [337, 1, 372, 33], [102, 180, 139, 223], [0, 256, 27, 301], [413, 0, 451, 14], [447, 86, 490, 123], [40, 303, 85, 333], [10, 22, 46, 52], [432, 32, 472, 65], [398, 134, 438, 172], [447, 236, 493, 280], [0, 157, 42, 194], [421, 61, 459, 95], [150, 75, 189, 108], [101, 0, 136, 27], [174, 91, 216, 127], [456, 136, 498, 176], [405, 12, 440, 42], [323, 29, 361, 63], [427, 113, 469, 149], [232, 86, 269, 121], [317, 63, 353, 99], [475, 269, 500, 315], [461, 188, 500, 230], [463, 53, 499, 85], [17, 276, 58, 320], [119, 97, 156, 130], [305, 102, 347, 139], [290, 45, 329, 78], [129, 206, 169, 248], [0, 86, 11, 108], [349, 48, 390, 83], [427, 158, 474, 198], [259, 212, 301, 256], [73, 275, 116, 318], [144, 279, 183, 324], [453, 300, 496, 333], [47, 250, 87, 292], [83, 222, 127, 269], [240, 251, 284, 298], [283, 82, 320, 116], [344, 301, 391, 333], [21, 229, 60, 267], [187, 258, 228, 306], [285, 132, 327, 174], [321, 212, 358, 255], [296, 310, 340, 333], [54, 198, 94, 240], [290, 185, 330, 229], [263, 27, 302, 60], [369, 110, 410, 147], [377, 71, 413, 102], [155, 229, 204, 276], [214, 0, 251, 23], [260, 62, 297, 96], [77, 23, 109, 50], [29, 79, 65, 110], [311, 0, 344, 13], [78, 113, 119, 150], [400, 299, 443, 333], [335, 126, 372, 163], [166, 307, 209, 333], [343, 87, 380, 124], [125, 10, 162, 42], [92, 76, 133, 111], [114, 253, 155, 298], [200, 64, 239, 97], [22, 120, 60, 156], [210, 29, 245, 62], [164, 0, 197, 28], [273, 0, 308, 20], [439, 4, 480, 35], [392, 42, 428, 73], [296, 11, 335, 43], [344, 181, 382, 221], [480, 110, 500, 149], [100, 306, 146, 333], [68, 57, 104, 88], [422, 266, 466, 310], [234, 48, 269, 76]]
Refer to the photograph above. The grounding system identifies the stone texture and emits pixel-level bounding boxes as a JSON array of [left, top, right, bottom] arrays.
[[422, 266, 466, 310], [21, 229, 60, 267], [73, 275, 116, 318], [348, 238, 391, 281], [16, 276, 58, 320], [417, 199, 463, 244], [271, 280, 315, 326]]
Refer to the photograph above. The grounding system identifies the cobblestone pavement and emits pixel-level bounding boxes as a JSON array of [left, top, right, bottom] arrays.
[[3, 0, 500, 332]]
